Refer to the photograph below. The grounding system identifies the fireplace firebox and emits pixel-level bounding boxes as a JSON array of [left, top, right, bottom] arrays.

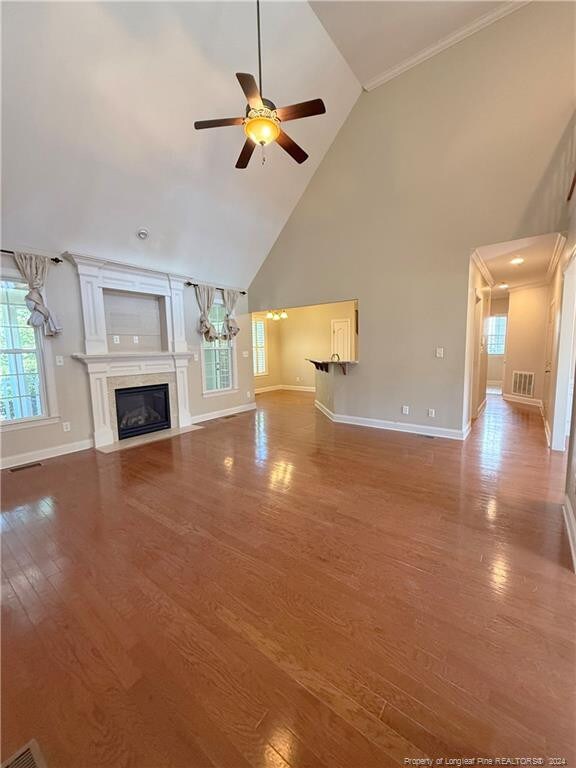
[[115, 383, 170, 440]]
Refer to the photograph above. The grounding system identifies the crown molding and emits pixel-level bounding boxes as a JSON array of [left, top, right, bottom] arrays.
[[363, 1, 530, 92], [547, 233, 567, 279], [471, 249, 495, 287], [507, 279, 551, 293]]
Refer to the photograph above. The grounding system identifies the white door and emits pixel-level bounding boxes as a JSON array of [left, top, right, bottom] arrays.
[[331, 319, 351, 361]]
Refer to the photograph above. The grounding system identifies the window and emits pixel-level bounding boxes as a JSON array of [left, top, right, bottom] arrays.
[[0, 280, 45, 422], [486, 315, 507, 355], [202, 300, 234, 393], [252, 316, 267, 376]]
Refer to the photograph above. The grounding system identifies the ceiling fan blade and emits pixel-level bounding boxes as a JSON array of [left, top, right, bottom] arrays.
[[236, 73, 263, 109], [194, 117, 244, 130], [276, 99, 326, 122], [276, 130, 308, 164], [236, 138, 256, 169]]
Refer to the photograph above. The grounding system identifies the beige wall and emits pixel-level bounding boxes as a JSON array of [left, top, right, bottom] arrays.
[[251, 313, 283, 390], [0, 253, 254, 463], [503, 285, 548, 402], [250, 2, 575, 432], [254, 301, 357, 390]]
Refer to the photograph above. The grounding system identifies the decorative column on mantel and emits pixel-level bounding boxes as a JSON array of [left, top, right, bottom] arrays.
[[68, 253, 194, 447]]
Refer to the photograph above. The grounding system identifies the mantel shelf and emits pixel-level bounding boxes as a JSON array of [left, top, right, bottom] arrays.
[[72, 351, 195, 364], [306, 359, 358, 376]]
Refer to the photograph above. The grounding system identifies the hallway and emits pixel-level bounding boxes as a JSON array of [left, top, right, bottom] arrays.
[[2, 391, 575, 766]]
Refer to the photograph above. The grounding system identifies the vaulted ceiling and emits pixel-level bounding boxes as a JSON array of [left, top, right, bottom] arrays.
[[1, 2, 360, 288], [2, 1, 537, 290]]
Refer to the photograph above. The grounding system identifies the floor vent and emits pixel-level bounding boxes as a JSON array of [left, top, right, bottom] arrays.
[[2, 740, 48, 768], [9, 462, 42, 473], [223, 414, 238, 419], [512, 371, 535, 398]]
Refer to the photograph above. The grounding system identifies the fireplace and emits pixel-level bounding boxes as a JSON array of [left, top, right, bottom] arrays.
[[115, 383, 171, 440]]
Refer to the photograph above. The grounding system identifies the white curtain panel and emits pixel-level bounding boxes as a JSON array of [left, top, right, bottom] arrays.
[[13, 252, 62, 336], [193, 284, 219, 341], [221, 289, 240, 340]]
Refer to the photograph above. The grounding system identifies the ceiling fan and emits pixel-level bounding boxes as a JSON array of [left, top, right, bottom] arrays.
[[194, 0, 326, 169]]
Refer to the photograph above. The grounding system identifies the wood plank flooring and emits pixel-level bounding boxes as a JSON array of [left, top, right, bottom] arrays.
[[2, 392, 575, 767]]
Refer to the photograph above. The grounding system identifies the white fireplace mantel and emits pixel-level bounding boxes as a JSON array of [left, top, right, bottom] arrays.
[[68, 253, 195, 448], [72, 352, 195, 448]]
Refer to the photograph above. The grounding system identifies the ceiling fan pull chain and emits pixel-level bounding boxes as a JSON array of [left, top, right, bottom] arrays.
[[261, 145, 266, 166]]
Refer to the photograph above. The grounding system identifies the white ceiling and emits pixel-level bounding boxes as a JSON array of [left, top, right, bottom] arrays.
[[310, 1, 523, 89], [476, 233, 563, 293], [1, 2, 360, 289]]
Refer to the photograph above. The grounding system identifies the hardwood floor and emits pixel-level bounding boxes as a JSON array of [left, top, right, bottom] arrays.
[[2, 391, 574, 767]]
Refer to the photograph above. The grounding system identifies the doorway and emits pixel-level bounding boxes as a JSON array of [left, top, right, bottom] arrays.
[[331, 318, 351, 361], [251, 300, 358, 396]]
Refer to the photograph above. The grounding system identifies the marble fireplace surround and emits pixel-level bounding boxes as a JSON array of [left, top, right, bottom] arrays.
[[69, 253, 195, 448]]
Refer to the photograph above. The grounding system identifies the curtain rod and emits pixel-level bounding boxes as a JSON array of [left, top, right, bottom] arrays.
[[1, 248, 63, 264], [185, 281, 246, 296]]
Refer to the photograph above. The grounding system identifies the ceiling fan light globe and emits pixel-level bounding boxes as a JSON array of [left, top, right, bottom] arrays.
[[244, 110, 280, 146]]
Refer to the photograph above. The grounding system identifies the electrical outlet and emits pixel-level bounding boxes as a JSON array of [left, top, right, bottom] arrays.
[[296, 376, 301, 382], [133, 336, 139, 344], [428, 408, 436, 418], [55, 355, 64, 366], [401, 405, 410, 415], [242, 350, 249, 358], [435, 347, 444, 359], [246, 391, 251, 399], [112, 335, 120, 345], [62, 421, 71, 432], [193, 352, 199, 362]]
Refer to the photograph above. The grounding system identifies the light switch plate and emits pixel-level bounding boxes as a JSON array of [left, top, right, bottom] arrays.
[[428, 408, 436, 418], [112, 335, 120, 345], [55, 355, 64, 366], [62, 421, 71, 432], [435, 347, 444, 358], [402, 405, 410, 415], [242, 350, 249, 358], [133, 336, 139, 344]]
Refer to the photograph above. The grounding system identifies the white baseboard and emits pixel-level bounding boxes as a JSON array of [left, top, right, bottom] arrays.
[[314, 400, 469, 441], [255, 384, 315, 394], [191, 402, 257, 424], [503, 394, 543, 407], [476, 398, 487, 417], [562, 495, 576, 573], [0, 438, 93, 470]]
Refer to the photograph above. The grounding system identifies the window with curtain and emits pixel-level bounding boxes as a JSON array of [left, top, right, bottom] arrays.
[[252, 317, 267, 376], [0, 279, 46, 421], [486, 315, 507, 355], [202, 300, 234, 393]]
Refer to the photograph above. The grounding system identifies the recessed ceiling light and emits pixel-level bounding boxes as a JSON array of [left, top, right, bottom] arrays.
[[499, 282, 509, 289], [510, 257, 524, 265]]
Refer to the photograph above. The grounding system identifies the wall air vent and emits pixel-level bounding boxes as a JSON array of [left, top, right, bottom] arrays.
[[512, 371, 535, 398]]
